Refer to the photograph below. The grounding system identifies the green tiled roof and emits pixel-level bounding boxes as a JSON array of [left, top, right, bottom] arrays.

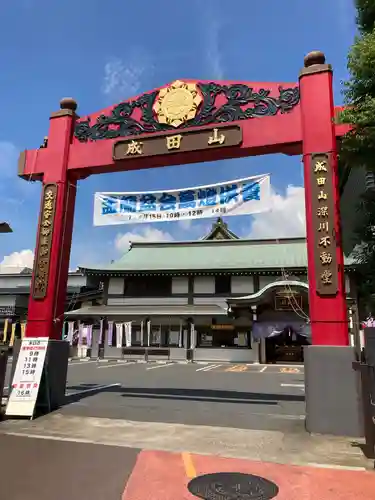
[[80, 238, 356, 274]]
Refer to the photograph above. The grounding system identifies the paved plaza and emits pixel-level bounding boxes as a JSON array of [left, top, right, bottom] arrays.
[[1, 360, 375, 499], [62, 361, 306, 432], [4, 359, 306, 431]]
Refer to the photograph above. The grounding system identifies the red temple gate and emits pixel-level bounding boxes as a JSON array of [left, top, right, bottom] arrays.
[[18, 50, 350, 347]]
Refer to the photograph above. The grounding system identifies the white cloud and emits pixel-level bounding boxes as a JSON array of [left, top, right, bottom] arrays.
[[248, 185, 306, 239], [102, 49, 153, 101], [200, 1, 224, 80], [178, 219, 192, 230], [115, 225, 175, 253], [0, 249, 34, 273], [206, 17, 224, 80]]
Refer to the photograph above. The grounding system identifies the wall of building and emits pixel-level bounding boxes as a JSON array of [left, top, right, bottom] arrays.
[[0, 295, 16, 307], [109, 275, 256, 298], [0, 275, 32, 289], [108, 277, 124, 295], [258, 276, 276, 289], [193, 297, 227, 308], [107, 297, 188, 306], [231, 276, 254, 294], [0, 272, 87, 290], [193, 276, 215, 294], [105, 272, 354, 306], [172, 277, 189, 294]]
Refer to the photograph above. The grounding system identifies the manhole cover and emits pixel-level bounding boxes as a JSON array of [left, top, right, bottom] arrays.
[[187, 472, 279, 500]]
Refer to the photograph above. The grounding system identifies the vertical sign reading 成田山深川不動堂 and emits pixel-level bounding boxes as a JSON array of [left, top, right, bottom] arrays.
[[310, 153, 339, 296]]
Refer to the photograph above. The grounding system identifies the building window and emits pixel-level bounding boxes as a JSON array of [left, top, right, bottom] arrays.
[[124, 276, 172, 297], [215, 275, 231, 294], [196, 326, 251, 348]]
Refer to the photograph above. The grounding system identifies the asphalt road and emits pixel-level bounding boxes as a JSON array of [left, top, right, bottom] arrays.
[[0, 434, 139, 500], [61, 361, 306, 433]]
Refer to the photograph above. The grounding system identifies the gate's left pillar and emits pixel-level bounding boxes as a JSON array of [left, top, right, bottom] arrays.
[[12, 98, 79, 411]]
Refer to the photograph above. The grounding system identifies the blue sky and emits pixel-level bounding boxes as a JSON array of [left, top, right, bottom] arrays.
[[0, 0, 356, 270]]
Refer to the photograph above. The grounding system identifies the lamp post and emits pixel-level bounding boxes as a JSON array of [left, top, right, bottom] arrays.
[[0, 222, 12, 233]]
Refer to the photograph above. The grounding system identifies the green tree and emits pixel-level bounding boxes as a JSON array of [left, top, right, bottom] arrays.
[[339, 1, 375, 308], [356, 0, 375, 32]]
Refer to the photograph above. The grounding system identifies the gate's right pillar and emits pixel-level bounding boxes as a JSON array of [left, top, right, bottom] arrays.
[[299, 50, 349, 346], [300, 52, 362, 437]]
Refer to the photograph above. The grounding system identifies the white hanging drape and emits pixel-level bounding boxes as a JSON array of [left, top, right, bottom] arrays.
[[107, 321, 114, 346], [124, 322, 132, 347], [67, 321, 75, 345], [115, 323, 123, 348]]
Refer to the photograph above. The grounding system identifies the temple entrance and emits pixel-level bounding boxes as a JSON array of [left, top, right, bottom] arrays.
[[227, 279, 310, 364], [265, 327, 310, 364], [11, 50, 353, 416]]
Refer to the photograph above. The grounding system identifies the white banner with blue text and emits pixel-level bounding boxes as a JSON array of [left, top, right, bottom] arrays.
[[93, 174, 271, 226]]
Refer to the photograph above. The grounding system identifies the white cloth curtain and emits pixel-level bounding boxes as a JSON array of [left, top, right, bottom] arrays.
[[252, 321, 311, 340], [67, 321, 75, 345], [107, 321, 114, 346], [115, 323, 123, 348], [81, 326, 90, 346], [86, 325, 93, 347], [124, 322, 132, 347], [78, 323, 84, 345]]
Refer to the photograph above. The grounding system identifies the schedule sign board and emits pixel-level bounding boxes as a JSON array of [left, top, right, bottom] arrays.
[[6, 337, 49, 418]]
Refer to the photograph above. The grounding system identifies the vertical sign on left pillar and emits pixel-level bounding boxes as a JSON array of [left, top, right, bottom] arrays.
[[32, 184, 58, 299]]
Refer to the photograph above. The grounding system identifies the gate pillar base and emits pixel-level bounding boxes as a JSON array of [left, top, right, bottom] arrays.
[[10, 339, 69, 414], [305, 345, 363, 437]]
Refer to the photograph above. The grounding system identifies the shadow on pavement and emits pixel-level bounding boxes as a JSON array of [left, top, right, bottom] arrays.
[[351, 440, 375, 460], [64, 384, 305, 407]]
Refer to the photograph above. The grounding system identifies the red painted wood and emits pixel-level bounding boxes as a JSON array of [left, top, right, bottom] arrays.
[[21, 76, 351, 345], [299, 69, 348, 346], [25, 112, 77, 339]]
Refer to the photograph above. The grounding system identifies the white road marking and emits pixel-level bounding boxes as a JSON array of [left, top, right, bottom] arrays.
[[146, 363, 175, 370], [97, 362, 136, 369], [280, 383, 304, 388], [69, 360, 99, 366], [196, 364, 221, 372], [259, 366, 267, 372], [196, 364, 216, 371], [281, 383, 305, 392], [66, 382, 121, 397]]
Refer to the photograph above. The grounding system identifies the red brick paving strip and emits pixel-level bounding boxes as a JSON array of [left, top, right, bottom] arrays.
[[123, 450, 375, 500]]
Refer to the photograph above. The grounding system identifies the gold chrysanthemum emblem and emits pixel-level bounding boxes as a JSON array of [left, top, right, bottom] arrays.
[[153, 80, 202, 127]]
